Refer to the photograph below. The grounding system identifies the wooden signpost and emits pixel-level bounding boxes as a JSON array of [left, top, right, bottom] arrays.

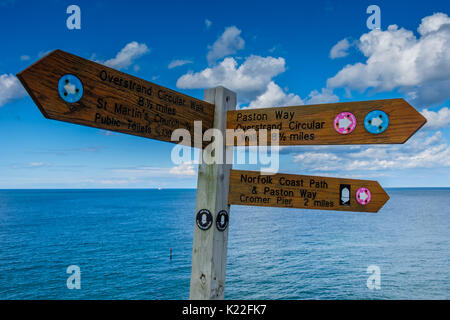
[[190, 87, 235, 300], [17, 50, 426, 300], [229, 170, 389, 213], [17, 50, 214, 146], [227, 99, 426, 145]]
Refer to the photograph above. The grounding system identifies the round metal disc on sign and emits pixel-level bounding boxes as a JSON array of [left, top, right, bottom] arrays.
[[196, 209, 213, 230], [333, 112, 357, 135], [356, 187, 372, 205], [364, 110, 389, 134], [216, 210, 229, 232], [58, 74, 84, 103]]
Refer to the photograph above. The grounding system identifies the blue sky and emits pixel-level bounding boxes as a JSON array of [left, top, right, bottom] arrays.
[[0, 0, 449, 188]]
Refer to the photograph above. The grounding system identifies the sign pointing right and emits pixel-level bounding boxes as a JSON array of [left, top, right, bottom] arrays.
[[227, 98, 426, 145], [229, 170, 389, 213]]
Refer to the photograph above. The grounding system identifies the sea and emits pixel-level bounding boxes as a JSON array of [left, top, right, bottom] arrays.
[[0, 188, 449, 300]]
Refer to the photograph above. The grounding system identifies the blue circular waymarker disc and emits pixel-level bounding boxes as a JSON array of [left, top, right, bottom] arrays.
[[58, 74, 83, 103], [364, 110, 389, 134]]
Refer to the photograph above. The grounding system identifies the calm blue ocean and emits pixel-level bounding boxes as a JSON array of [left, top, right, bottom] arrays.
[[0, 188, 449, 299]]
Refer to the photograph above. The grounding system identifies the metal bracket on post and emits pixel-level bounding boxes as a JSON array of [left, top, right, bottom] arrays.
[[189, 86, 236, 300]]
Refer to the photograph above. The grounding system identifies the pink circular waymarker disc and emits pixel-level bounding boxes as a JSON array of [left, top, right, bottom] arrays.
[[333, 112, 357, 135], [356, 187, 372, 205]]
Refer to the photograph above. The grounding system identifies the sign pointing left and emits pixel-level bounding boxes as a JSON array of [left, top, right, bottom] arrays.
[[17, 50, 215, 147]]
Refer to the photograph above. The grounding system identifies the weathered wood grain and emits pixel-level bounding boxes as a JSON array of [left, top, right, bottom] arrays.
[[226, 99, 426, 146], [17, 50, 214, 147], [190, 87, 236, 300], [229, 170, 389, 213]]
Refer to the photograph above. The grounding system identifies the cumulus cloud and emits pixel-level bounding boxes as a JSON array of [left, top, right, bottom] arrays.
[[418, 12, 450, 35], [207, 26, 245, 64], [0, 74, 26, 107], [205, 19, 212, 29], [292, 131, 450, 173], [169, 162, 196, 176], [305, 88, 339, 105], [168, 59, 193, 69], [177, 55, 285, 103], [102, 41, 149, 70], [178, 23, 342, 109], [178, 51, 340, 108], [329, 38, 351, 59], [327, 13, 450, 106], [248, 81, 303, 109], [421, 107, 450, 129], [247, 83, 339, 109]]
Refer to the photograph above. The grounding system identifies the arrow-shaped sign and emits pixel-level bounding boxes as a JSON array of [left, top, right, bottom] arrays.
[[17, 50, 215, 147], [229, 170, 389, 213], [227, 99, 426, 146]]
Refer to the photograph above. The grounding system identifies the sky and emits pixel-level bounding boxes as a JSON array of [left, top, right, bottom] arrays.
[[0, 0, 449, 188]]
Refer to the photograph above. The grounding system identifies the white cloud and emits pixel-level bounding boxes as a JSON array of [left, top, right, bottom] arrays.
[[329, 38, 351, 59], [168, 59, 193, 69], [80, 163, 197, 187], [305, 88, 339, 105], [178, 23, 341, 109], [293, 152, 341, 172], [418, 12, 450, 35], [177, 55, 285, 103], [327, 13, 450, 106], [28, 162, 46, 167], [98, 179, 130, 185], [102, 41, 149, 70], [112, 166, 166, 176], [38, 50, 51, 58], [292, 131, 450, 172], [421, 107, 450, 129], [169, 162, 196, 176], [248, 81, 303, 109], [0, 74, 26, 107], [205, 19, 212, 29], [178, 51, 339, 108], [247, 84, 338, 109], [99, 130, 118, 136], [207, 26, 245, 64], [20, 55, 30, 61], [11, 162, 49, 169]]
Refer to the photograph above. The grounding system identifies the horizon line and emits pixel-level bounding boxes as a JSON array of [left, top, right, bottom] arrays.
[[0, 187, 449, 191]]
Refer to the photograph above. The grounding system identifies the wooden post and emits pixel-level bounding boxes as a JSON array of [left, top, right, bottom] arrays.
[[189, 86, 236, 300]]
